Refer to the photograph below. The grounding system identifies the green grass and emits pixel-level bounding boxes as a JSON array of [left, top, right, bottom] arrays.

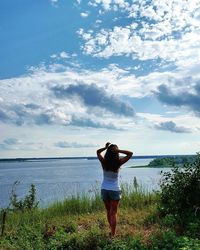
[[0, 183, 200, 250]]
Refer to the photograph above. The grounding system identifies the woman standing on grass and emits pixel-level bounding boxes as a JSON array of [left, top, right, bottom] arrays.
[[97, 142, 133, 237]]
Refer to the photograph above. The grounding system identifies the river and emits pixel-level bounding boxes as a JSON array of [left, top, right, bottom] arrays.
[[0, 158, 169, 208]]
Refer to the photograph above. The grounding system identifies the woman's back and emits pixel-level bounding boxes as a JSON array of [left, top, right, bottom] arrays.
[[101, 170, 120, 191]]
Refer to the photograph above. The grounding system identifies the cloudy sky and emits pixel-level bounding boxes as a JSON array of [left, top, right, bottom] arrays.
[[1, 0, 200, 158]]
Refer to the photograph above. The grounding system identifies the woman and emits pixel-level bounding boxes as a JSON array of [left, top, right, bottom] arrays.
[[97, 142, 133, 237]]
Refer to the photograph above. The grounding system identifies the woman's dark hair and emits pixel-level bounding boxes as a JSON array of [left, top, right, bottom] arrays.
[[103, 144, 120, 172]]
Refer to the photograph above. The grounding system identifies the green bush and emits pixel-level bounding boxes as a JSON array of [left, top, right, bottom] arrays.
[[46, 227, 69, 250], [161, 214, 178, 227], [103, 237, 146, 250], [143, 211, 160, 226], [185, 221, 200, 238], [149, 230, 200, 250], [63, 220, 77, 233], [159, 153, 200, 221], [6, 223, 45, 250], [9, 181, 39, 212], [178, 237, 200, 250], [149, 229, 180, 250], [46, 225, 108, 250]]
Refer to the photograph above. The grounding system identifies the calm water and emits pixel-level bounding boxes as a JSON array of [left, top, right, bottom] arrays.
[[0, 158, 169, 208]]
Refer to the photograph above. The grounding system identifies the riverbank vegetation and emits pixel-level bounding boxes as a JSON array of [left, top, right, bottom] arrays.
[[131, 155, 196, 168], [1, 154, 200, 249]]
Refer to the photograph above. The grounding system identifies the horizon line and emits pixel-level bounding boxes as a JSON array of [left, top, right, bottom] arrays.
[[0, 154, 195, 161]]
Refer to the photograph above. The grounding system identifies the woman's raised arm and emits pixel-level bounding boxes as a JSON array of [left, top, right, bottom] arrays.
[[96, 142, 110, 163], [118, 149, 133, 166]]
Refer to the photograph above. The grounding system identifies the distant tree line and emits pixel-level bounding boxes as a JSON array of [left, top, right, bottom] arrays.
[[148, 155, 196, 168]]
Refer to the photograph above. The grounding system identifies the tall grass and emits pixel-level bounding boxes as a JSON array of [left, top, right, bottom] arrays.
[[2, 181, 158, 232], [120, 182, 158, 209], [44, 192, 104, 218], [45, 181, 157, 216], [1, 182, 200, 249]]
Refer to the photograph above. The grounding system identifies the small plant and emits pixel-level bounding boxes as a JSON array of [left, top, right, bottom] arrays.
[[179, 236, 200, 250], [7, 223, 45, 250], [149, 229, 181, 249], [103, 236, 146, 250], [185, 222, 200, 238], [161, 214, 178, 227], [133, 176, 139, 190], [143, 210, 160, 226], [9, 181, 39, 211], [64, 220, 77, 233]]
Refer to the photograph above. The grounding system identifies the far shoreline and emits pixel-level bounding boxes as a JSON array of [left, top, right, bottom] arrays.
[[0, 154, 194, 162], [129, 165, 172, 168]]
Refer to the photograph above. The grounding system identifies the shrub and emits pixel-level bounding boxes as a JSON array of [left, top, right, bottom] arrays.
[[7, 223, 45, 250], [149, 230, 200, 250], [9, 181, 39, 211], [159, 153, 200, 221], [46, 225, 108, 250], [185, 221, 200, 238], [178, 237, 200, 250], [149, 229, 180, 249], [103, 236, 146, 250], [64, 220, 77, 233], [46, 227, 69, 250], [161, 214, 178, 227]]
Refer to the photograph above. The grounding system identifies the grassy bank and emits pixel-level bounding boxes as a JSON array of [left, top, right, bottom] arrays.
[[1, 183, 200, 249]]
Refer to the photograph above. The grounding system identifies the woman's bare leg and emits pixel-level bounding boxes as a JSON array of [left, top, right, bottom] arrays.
[[109, 200, 119, 237], [103, 200, 111, 227]]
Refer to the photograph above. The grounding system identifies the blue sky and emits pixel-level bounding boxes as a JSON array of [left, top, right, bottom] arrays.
[[1, 0, 200, 158]]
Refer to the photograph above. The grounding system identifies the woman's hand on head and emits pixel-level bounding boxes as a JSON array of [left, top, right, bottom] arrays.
[[105, 142, 111, 148]]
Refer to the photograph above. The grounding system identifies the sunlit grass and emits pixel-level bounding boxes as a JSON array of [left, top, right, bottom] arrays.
[[0, 182, 160, 249], [2, 183, 199, 250]]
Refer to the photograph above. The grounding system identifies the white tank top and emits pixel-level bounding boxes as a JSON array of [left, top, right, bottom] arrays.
[[101, 170, 120, 191]]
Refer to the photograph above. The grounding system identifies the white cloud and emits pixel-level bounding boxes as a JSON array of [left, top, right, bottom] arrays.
[[0, 137, 46, 151], [50, 54, 57, 59], [54, 141, 98, 148], [1, 42, 200, 140], [1, 64, 199, 155], [138, 112, 200, 134], [81, 12, 89, 18], [1, 60, 200, 147], [60, 51, 70, 58], [50, 51, 70, 60], [50, 0, 59, 6], [98, 0, 112, 10], [82, 32, 92, 40], [0, 64, 139, 130], [3, 1, 200, 156], [96, 19, 102, 24], [89, 0, 129, 11], [80, 26, 200, 67], [80, 0, 200, 78]]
